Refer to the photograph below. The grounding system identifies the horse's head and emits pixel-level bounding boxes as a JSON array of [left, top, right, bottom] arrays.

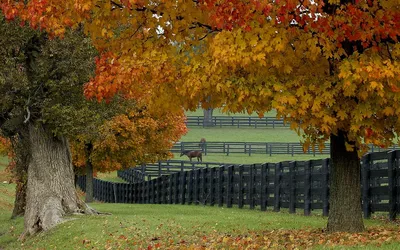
[[180, 152, 185, 157]]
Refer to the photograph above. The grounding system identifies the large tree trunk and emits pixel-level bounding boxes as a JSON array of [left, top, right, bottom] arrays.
[[11, 132, 30, 219], [23, 123, 95, 237], [327, 130, 364, 232], [85, 144, 94, 203], [203, 108, 214, 127]]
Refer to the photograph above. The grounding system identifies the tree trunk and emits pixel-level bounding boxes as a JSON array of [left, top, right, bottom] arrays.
[[85, 144, 94, 203], [11, 133, 30, 219], [327, 130, 364, 232], [203, 108, 214, 127], [23, 123, 95, 237], [11, 139, 29, 219]]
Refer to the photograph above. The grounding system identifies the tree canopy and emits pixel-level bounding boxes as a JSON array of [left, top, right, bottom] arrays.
[[1, 0, 399, 233]]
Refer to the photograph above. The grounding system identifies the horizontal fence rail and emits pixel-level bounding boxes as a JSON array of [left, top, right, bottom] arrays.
[[172, 142, 399, 156], [77, 150, 400, 220], [185, 116, 287, 128]]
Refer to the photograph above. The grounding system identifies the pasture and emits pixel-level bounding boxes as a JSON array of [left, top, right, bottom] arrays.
[[1, 172, 400, 249], [1, 113, 400, 249]]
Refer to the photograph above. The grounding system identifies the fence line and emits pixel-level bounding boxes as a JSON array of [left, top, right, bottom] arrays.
[[185, 116, 287, 128], [77, 150, 400, 220], [172, 141, 399, 156]]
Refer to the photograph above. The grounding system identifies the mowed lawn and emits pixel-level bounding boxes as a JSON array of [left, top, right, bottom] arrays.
[[2, 157, 400, 249], [180, 127, 302, 142]]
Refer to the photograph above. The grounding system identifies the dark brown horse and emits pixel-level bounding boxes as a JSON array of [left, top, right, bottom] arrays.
[[180, 150, 202, 162]]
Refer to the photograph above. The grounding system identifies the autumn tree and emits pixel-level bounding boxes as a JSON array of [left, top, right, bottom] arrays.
[[2, 0, 399, 233], [0, 15, 102, 236], [71, 100, 187, 202]]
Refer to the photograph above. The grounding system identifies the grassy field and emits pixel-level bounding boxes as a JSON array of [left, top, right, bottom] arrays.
[[2, 111, 399, 249], [173, 153, 329, 164], [180, 128, 303, 142], [2, 156, 400, 249]]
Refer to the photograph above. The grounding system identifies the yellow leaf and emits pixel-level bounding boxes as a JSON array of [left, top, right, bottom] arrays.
[[345, 142, 354, 151], [383, 107, 394, 116]]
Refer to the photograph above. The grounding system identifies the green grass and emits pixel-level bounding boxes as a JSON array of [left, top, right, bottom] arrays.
[[96, 171, 128, 183], [180, 128, 303, 142], [185, 108, 277, 117], [2, 156, 400, 249], [1, 202, 399, 250], [173, 153, 329, 164]]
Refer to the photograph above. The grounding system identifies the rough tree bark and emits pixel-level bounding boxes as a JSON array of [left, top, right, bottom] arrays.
[[327, 130, 364, 232], [22, 123, 96, 237], [10, 132, 30, 219], [85, 143, 94, 203]]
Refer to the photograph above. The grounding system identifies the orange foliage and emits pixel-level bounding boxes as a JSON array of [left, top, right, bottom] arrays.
[[2, 0, 400, 154], [71, 105, 187, 173], [0, 136, 15, 171]]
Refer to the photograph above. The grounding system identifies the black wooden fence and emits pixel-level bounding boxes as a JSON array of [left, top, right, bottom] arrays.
[[172, 141, 399, 156], [76, 150, 400, 220], [185, 116, 286, 128]]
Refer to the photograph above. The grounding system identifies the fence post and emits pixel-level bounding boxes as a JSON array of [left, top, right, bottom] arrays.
[[249, 144, 252, 156], [141, 179, 145, 204], [249, 164, 255, 209], [168, 174, 173, 204], [304, 161, 312, 216], [209, 167, 215, 206], [201, 168, 208, 205], [188, 170, 194, 205], [388, 150, 397, 221], [322, 158, 329, 216], [226, 165, 233, 208], [227, 144, 230, 156], [238, 165, 244, 209], [362, 153, 371, 219], [151, 179, 156, 204], [260, 163, 267, 211], [156, 176, 162, 204], [289, 161, 296, 214], [218, 166, 224, 207], [194, 169, 200, 205], [180, 171, 187, 205], [273, 163, 281, 212], [174, 172, 180, 204], [113, 183, 118, 203]]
